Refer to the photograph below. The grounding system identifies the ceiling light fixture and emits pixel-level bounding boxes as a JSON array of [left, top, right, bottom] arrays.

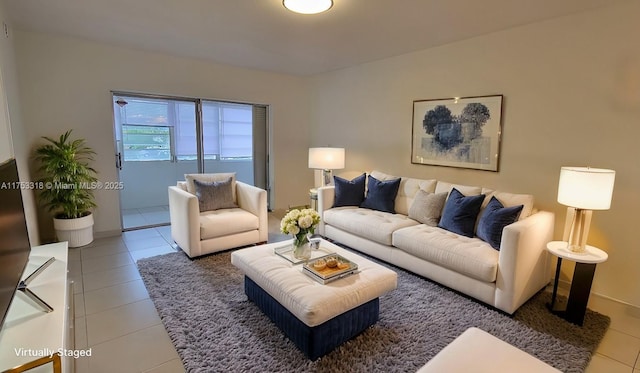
[[283, 0, 333, 14]]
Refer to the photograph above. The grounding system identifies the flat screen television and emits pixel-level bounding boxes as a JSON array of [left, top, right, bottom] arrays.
[[0, 158, 32, 331]]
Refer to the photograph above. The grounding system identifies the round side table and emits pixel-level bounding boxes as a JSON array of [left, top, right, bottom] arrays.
[[547, 241, 608, 326]]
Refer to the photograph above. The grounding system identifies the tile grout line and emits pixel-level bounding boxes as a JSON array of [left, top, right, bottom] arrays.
[[593, 351, 636, 369], [82, 278, 151, 316], [84, 299, 162, 346], [606, 325, 640, 342], [85, 320, 165, 352]]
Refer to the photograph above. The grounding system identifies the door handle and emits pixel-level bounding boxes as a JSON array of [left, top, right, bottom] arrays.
[[116, 152, 122, 170]]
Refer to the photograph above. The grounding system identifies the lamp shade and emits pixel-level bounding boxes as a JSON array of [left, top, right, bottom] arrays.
[[557, 167, 615, 210], [308, 147, 345, 170]]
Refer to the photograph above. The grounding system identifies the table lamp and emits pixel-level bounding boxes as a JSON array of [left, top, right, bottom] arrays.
[[308, 147, 345, 187], [557, 167, 615, 253]]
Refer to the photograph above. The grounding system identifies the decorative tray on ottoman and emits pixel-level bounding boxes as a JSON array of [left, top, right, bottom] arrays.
[[303, 254, 358, 284], [274, 244, 332, 265]]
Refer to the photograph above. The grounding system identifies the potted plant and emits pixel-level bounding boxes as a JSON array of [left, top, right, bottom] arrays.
[[35, 130, 98, 247]]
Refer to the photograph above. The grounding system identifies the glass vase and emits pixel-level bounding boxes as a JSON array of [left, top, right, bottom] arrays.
[[292, 234, 311, 261]]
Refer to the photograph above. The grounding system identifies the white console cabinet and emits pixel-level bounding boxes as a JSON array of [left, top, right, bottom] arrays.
[[0, 242, 73, 373]]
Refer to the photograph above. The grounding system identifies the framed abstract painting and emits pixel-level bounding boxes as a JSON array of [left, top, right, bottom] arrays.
[[411, 95, 503, 171]]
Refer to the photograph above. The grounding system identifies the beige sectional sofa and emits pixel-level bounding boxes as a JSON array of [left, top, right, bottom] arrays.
[[317, 170, 554, 314]]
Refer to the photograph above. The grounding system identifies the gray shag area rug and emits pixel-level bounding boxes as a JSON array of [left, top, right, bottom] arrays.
[[137, 249, 610, 373]]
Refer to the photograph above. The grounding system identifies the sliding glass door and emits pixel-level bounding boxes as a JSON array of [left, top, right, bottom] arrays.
[[113, 93, 269, 230], [201, 101, 254, 182]]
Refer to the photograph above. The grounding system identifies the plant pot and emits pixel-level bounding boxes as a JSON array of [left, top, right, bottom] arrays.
[[53, 213, 94, 248]]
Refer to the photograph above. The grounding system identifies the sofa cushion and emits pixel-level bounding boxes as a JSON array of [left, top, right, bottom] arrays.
[[333, 173, 366, 207], [481, 188, 534, 220], [323, 207, 419, 246], [193, 177, 238, 212], [435, 181, 483, 197], [360, 175, 401, 213], [370, 170, 437, 216], [392, 225, 499, 283], [185, 173, 237, 202], [477, 197, 523, 250], [438, 188, 485, 237], [408, 191, 448, 226], [200, 208, 259, 240]]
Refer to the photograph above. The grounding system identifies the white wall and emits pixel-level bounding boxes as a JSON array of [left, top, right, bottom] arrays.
[[309, 2, 640, 306], [0, 64, 12, 160], [14, 31, 312, 241], [0, 2, 39, 245]]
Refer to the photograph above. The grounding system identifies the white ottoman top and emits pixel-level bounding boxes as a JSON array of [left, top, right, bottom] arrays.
[[417, 327, 562, 373], [231, 239, 397, 327]]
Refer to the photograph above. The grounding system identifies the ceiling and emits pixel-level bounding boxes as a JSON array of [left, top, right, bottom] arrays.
[[4, 0, 626, 76]]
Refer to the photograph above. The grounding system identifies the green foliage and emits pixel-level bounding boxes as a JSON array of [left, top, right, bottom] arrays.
[[34, 130, 98, 219]]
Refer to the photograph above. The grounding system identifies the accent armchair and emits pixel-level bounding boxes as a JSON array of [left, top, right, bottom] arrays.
[[168, 173, 268, 258]]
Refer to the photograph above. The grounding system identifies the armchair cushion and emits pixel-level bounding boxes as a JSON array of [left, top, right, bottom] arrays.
[[200, 208, 260, 240], [193, 177, 238, 212], [185, 173, 237, 202]]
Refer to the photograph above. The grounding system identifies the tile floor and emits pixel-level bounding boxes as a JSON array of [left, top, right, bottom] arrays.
[[69, 216, 640, 372], [121, 205, 170, 230]]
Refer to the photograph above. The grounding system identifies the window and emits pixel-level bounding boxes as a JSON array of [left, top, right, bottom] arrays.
[[203, 101, 253, 160], [122, 125, 171, 161], [116, 97, 253, 162]]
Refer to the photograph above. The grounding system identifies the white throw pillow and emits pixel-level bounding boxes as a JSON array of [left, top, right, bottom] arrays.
[[408, 191, 448, 226]]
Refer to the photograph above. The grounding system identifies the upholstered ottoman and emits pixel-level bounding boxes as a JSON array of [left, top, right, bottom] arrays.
[[231, 239, 397, 360], [417, 327, 561, 372]]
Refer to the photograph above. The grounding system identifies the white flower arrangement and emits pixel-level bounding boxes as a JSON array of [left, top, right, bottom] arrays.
[[280, 208, 321, 246]]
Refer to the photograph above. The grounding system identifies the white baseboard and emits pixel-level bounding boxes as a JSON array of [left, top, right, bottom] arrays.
[[551, 277, 640, 313]]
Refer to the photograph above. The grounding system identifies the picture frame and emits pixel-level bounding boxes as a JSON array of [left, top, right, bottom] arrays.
[[411, 95, 503, 171]]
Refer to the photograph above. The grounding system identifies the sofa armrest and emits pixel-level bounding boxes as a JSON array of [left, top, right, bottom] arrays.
[[317, 186, 335, 236], [236, 181, 268, 242], [495, 210, 555, 314], [168, 186, 201, 258]]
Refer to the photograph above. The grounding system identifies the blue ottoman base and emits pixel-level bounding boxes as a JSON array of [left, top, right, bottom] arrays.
[[244, 276, 379, 360]]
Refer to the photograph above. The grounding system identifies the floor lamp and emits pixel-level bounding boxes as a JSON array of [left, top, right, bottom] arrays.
[[557, 167, 615, 253]]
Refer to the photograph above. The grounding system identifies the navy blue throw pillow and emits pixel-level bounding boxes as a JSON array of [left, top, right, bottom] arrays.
[[333, 173, 366, 207], [438, 188, 485, 237], [360, 175, 401, 213], [477, 196, 523, 250]]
